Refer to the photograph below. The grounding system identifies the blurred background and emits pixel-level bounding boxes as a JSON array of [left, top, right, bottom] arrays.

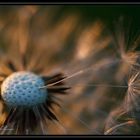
[[0, 5, 140, 135]]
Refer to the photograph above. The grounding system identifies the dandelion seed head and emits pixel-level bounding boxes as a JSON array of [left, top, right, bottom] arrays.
[[1, 71, 47, 108]]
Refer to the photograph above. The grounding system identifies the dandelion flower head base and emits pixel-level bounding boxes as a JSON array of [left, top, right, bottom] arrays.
[[1, 71, 47, 108]]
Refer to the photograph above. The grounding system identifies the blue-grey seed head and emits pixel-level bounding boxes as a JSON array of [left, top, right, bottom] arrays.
[[1, 71, 47, 108]]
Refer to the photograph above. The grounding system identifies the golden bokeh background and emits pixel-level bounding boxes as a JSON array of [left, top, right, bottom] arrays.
[[0, 5, 140, 134]]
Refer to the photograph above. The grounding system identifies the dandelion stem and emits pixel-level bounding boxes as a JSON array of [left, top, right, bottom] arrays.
[[39, 58, 130, 89], [41, 70, 85, 88], [61, 106, 101, 134], [41, 83, 128, 89], [33, 106, 47, 135], [104, 120, 134, 135], [52, 120, 68, 134], [39, 59, 120, 88], [39, 56, 137, 90], [66, 84, 128, 88]]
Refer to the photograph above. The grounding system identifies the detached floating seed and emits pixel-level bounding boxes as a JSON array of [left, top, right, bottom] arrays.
[[1, 71, 47, 108]]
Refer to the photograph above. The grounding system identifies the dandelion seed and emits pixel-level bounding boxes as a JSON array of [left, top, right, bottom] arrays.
[[123, 66, 140, 117], [104, 120, 135, 135], [0, 66, 70, 134], [104, 106, 140, 135]]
